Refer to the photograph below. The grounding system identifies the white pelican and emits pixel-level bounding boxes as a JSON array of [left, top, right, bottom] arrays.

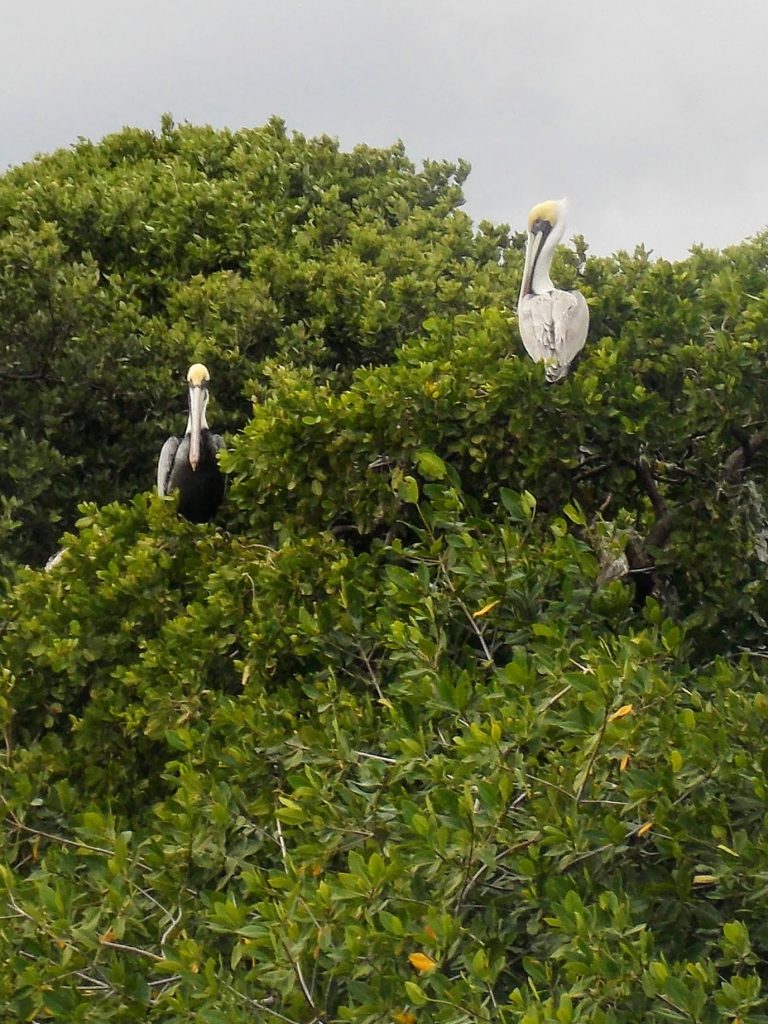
[[157, 364, 226, 522], [517, 198, 589, 382]]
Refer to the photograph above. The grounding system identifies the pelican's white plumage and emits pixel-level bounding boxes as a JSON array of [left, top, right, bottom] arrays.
[[517, 198, 589, 382]]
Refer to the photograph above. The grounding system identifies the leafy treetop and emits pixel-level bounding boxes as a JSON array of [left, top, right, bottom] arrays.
[[2, 121, 768, 1022]]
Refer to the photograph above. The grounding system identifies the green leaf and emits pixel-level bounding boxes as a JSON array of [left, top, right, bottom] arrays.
[[404, 981, 427, 1006], [416, 450, 447, 480], [396, 475, 420, 505], [562, 502, 585, 526]]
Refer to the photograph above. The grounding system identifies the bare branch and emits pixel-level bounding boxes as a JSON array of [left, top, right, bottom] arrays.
[[275, 815, 288, 865], [625, 459, 673, 603], [455, 596, 494, 664], [353, 749, 397, 764], [724, 427, 768, 484], [635, 459, 672, 548], [160, 907, 184, 947], [357, 644, 383, 699], [99, 939, 163, 961], [4, 816, 114, 858], [278, 936, 315, 1010]]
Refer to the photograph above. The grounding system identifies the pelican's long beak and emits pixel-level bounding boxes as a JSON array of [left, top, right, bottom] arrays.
[[520, 230, 543, 299], [188, 383, 206, 471]]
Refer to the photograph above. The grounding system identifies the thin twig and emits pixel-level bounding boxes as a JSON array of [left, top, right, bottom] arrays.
[[426, 996, 492, 1022], [357, 644, 383, 699], [558, 843, 615, 873], [275, 815, 288, 865], [4, 816, 114, 858], [455, 596, 494, 663], [436, 554, 496, 664], [353, 749, 397, 764], [160, 907, 183, 946], [9, 897, 76, 952], [133, 885, 170, 917], [222, 982, 304, 1024], [457, 863, 490, 906], [278, 937, 315, 1010], [536, 683, 572, 715], [454, 815, 477, 910], [574, 711, 609, 803], [573, 461, 611, 482], [72, 970, 112, 992], [100, 940, 163, 961]]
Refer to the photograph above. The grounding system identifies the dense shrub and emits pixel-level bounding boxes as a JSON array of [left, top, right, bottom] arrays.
[[0, 117, 511, 569], [2, 121, 768, 1021]]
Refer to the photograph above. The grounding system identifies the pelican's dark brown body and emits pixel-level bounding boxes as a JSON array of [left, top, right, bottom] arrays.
[[161, 431, 226, 523], [157, 364, 226, 523]]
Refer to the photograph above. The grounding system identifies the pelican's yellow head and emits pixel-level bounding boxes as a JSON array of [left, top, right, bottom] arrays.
[[527, 198, 566, 232], [187, 363, 210, 387], [519, 198, 569, 299]]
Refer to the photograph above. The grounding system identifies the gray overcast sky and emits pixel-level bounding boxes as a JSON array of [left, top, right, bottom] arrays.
[[2, 1, 767, 259]]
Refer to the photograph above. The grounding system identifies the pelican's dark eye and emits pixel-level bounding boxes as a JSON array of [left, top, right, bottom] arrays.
[[532, 218, 552, 236]]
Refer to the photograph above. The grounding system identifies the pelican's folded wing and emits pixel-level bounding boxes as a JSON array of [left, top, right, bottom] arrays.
[[519, 290, 589, 382], [518, 295, 551, 365], [552, 290, 589, 371], [210, 433, 226, 455], [210, 433, 228, 491], [157, 436, 180, 496]]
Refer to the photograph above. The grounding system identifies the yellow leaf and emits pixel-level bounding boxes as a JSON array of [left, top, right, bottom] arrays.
[[99, 929, 118, 944], [693, 874, 718, 885], [473, 599, 500, 619], [636, 821, 653, 837], [716, 844, 739, 858], [619, 754, 630, 772], [408, 952, 438, 973], [608, 703, 634, 722], [394, 1013, 417, 1024]]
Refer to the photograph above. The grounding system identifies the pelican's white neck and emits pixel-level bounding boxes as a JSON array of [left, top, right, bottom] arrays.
[[520, 199, 569, 299], [531, 214, 566, 294]]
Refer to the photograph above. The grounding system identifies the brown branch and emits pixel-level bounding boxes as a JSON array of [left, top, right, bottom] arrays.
[[573, 461, 611, 483], [0, 370, 61, 383], [635, 459, 672, 546], [625, 459, 673, 604], [587, 425, 767, 608], [723, 427, 768, 484]]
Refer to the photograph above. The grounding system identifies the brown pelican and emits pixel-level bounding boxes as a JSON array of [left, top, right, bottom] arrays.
[[157, 363, 226, 523], [517, 198, 589, 382]]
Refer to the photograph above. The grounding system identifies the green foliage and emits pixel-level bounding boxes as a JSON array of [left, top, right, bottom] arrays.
[[0, 117, 509, 568], [2, 121, 768, 1021]]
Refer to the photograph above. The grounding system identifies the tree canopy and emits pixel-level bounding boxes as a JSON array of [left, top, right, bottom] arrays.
[[2, 120, 768, 1023]]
